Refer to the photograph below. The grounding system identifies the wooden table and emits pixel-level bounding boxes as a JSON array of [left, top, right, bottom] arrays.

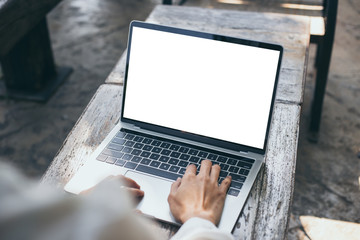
[[42, 5, 310, 240]]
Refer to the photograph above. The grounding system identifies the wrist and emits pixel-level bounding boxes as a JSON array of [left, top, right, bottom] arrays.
[[180, 212, 216, 225]]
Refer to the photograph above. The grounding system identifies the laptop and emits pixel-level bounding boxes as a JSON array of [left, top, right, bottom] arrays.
[[65, 21, 283, 232]]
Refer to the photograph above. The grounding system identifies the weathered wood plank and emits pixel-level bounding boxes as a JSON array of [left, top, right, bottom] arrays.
[[105, 51, 126, 85], [233, 102, 301, 240], [42, 84, 123, 187], [105, 6, 310, 105], [184, 0, 324, 17], [148, 5, 310, 35]]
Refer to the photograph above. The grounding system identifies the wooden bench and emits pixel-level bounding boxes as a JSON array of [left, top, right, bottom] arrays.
[[42, 5, 311, 239], [0, 0, 72, 101], [165, 0, 338, 138]]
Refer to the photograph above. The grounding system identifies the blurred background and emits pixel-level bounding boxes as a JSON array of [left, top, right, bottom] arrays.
[[0, 0, 359, 239]]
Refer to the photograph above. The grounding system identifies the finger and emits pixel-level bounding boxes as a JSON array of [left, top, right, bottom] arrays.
[[184, 164, 197, 176], [119, 175, 141, 189], [219, 175, 232, 193], [126, 187, 145, 198], [199, 159, 212, 176], [170, 177, 182, 193], [133, 209, 143, 215], [210, 164, 221, 181]]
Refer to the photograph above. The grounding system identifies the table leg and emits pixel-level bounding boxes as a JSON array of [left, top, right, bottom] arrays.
[[0, 18, 72, 101]]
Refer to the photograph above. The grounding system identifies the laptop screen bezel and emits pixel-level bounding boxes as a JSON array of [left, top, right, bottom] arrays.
[[121, 21, 283, 155]]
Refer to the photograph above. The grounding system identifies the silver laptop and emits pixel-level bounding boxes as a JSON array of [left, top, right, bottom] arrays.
[[65, 21, 283, 232]]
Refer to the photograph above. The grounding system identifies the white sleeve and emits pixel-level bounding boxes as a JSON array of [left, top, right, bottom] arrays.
[[171, 217, 234, 240], [0, 162, 163, 240]]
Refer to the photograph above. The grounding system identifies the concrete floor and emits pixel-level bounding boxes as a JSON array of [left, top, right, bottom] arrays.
[[0, 0, 359, 239]]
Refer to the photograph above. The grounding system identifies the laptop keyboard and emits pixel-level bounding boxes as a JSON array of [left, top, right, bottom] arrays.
[[96, 129, 255, 197]]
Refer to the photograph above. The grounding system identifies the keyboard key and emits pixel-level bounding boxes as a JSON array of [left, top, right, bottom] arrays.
[[116, 131, 126, 138], [218, 156, 228, 163], [115, 159, 126, 166], [142, 138, 152, 144], [192, 163, 200, 170], [151, 140, 162, 146], [159, 163, 170, 170], [111, 138, 126, 145], [107, 143, 124, 151], [150, 153, 160, 160], [142, 145, 152, 151], [122, 154, 132, 161], [125, 134, 135, 140], [237, 161, 252, 169], [189, 156, 200, 163], [198, 151, 208, 158], [208, 154, 218, 161], [152, 147, 162, 153], [170, 152, 180, 158], [102, 149, 123, 158], [196, 164, 201, 172], [228, 188, 240, 197], [159, 156, 170, 162], [179, 168, 186, 175], [168, 158, 179, 165], [140, 151, 151, 158], [229, 174, 246, 182], [107, 142, 123, 151], [133, 136, 144, 142], [124, 141, 135, 147], [178, 161, 188, 167], [239, 168, 250, 176], [180, 154, 190, 160], [160, 142, 171, 149], [211, 161, 220, 166], [218, 177, 224, 184], [133, 143, 144, 149], [169, 166, 180, 173], [179, 147, 189, 153], [131, 149, 141, 156], [131, 156, 142, 163], [106, 157, 117, 164], [140, 158, 151, 165], [227, 158, 237, 165], [238, 156, 255, 164], [188, 149, 199, 155], [96, 154, 107, 162], [229, 166, 240, 173], [170, 145, 180, 151], [219, 171, 228, 177], [230, 181, 243, 190], [136, 165, 181, 181], [150, 161, 161, 168], [219, 163, 229, 171], [122, 147, 132, 153], [124, 162, 137, 169], [160, 149, 171, 156]]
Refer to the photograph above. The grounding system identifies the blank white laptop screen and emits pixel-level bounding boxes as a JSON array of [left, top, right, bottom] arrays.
[[123, 26, 280, 149]]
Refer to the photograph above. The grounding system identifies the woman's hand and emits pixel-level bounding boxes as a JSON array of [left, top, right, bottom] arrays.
[[167, 160, 231, 225], [81, 175, 144, 200]]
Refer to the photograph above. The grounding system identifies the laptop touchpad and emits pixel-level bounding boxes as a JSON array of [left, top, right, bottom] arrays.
[[124, 171, 176, 223]]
